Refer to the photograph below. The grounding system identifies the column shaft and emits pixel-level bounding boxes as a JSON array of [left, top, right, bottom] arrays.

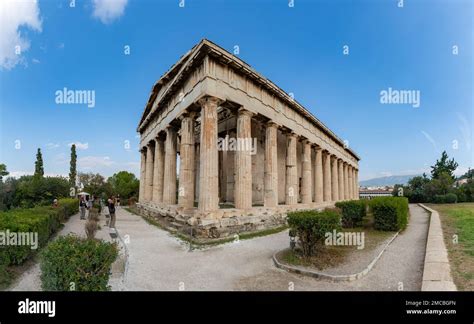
[[234, 108, 253, 209], [314, 148, 324, 203], [139, 149, 146, 203], [163, 127, 177, 204], [264, 122, 278, 207], [178, 113, 195, 208], [331, 156, 339, 201], [323, 151, 332, 202], [348, 166, 353, 200], [145, 144, 154, 201], [301, 140, 312, 204], [198, 97, 221, 211], [285, 134, 298, 205], [152, 138, 165, 203], [338, 159, 344, 200]]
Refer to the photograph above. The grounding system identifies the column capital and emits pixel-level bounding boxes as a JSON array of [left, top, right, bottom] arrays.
[[197, 95, 224, 107], [178, 110, 197, 121], [266, 120, 279, 128], [237, 107, 254, 117]]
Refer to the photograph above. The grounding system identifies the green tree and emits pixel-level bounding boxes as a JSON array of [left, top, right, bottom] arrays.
[[34, 148, 44, 178], [107, 171, 139, 200], [425, 171, 455, 196], [78, 172, 110, 197], [431, 151, 458, 180], [0, 164, 8, 181], [69, 144, 77, 187]]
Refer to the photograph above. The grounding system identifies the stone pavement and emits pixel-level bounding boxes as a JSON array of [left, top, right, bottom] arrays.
[[8, 204, 430, 291]]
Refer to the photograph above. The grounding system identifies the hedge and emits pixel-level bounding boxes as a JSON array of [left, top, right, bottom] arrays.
[[287, 209, 341, 257], [40, 235, 118, 291], [0, 199, 78, 266], [335, 200, 367, 227], [433, 193, 458, 204], [369, 196, 408, 231]]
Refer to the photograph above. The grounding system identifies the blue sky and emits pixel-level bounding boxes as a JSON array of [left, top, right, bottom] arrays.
[[0, 0, 472, 181]]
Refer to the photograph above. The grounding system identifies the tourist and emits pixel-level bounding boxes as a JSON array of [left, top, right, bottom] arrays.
[[52, 199, 58, 208], [79, 196, 87, 220], [107, 196, 116, 228]]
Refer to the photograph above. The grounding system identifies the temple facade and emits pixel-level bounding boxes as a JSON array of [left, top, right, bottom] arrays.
[[136, 39, 360, 239]]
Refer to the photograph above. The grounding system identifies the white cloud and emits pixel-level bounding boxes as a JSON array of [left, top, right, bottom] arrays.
[[46, 142, 60, 149], [69, 142, 89, 150], [7, 170, 67, 179], [78, 156, 115, 170], [92, 0, 128, 24], [0, 0, 42, 70], [32, 58, 40, 64]]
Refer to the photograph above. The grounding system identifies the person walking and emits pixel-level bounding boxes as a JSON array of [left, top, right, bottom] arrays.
[[107, 196, 116, 228], [79, 196, 87, 220]]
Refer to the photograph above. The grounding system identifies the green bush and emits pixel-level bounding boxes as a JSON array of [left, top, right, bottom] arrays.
[[335, 200, 367, 227], [445, 193, 457, 204], [0, 199, 78, 266], [287, 209, 341, 257], [40, 235, 118, 291], [369, 197, 409, 231]]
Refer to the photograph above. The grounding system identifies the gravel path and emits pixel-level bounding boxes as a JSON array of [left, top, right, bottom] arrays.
[[8, 204, 429, 291], [114, 204, 429, 291], [8, 209, 112, 291]]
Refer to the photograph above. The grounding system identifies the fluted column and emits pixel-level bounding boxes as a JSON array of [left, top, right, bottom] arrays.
[[235, 108, 253, 209], [338, 159, 344, 201], [152, 137, 165, 203], [144, 143, 155, 201], [323, 151, 332, 202], [139, 148, 146, 203], [348, 165, 353, 200], [264, 122, 278, 207], [163, 126, 177, 205], [344, 162, 352, 200], [198, 96, 222, 212], [178, 112, 196, 208], [331, 155, 339, 201], [355, 169, 359, 199], [301, 140, 312, 204], [314, 147, 323, 203], [285, 133, 298, 205]]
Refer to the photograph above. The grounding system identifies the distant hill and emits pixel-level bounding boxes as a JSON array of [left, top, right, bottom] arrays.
[[359, 175, 421, 187]]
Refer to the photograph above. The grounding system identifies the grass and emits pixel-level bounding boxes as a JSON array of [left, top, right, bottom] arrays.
[[125, 206, 288, 248], [427, 203, 474, 291]]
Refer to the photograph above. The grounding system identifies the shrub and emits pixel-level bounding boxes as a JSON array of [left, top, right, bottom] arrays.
[[369, 197, 408, 231], [335, 200, 367, 227], [287, 209, 341, 257], [0, 200, 78, 266], [445, 193, 457, 204], [40, 235, 118, 291]]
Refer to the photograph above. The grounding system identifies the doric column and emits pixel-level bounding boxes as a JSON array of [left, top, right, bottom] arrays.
[[338, 159, 344, 201], [198, 96, 222, 212], [163, 126, 177, 205], [235, 108, 253, 209], [285, 133, 298, 205], [264, 122, 278, 207], [348, 165, 353, 200], [323, 151, 332, 202], [301, 140, 312, 204], [355, 168, 359, 199], [314, 147, 323, 203], [331, 155, 339, 201], [145, 143, 155, 202], [139, 148, 146, 203], [343, 162, 349, 200], [178, 112, 196, 208], [152, 136, 165, 203]]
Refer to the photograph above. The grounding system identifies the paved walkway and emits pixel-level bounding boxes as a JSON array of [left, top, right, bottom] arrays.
[[114, 204, 429, 291], [8, 204, 430, 291]]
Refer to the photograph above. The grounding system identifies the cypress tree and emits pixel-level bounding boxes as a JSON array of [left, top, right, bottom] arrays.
[[69, 144, 77, 186], [34, 148, 44, 178]]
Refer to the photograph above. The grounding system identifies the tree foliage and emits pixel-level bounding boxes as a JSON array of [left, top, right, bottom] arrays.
[[34, 148, 44, 179], [431, 150, 458, 180], [69, 144, 77, 187]]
